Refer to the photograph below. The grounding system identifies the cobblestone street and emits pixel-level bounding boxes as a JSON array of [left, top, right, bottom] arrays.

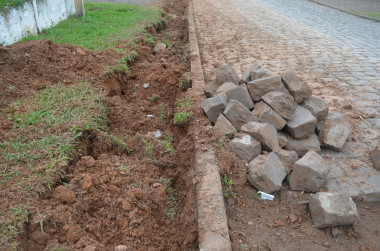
[[193, 0, 380, 249]]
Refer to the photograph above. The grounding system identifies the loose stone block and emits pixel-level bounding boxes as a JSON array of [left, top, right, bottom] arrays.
[[224, 100, 258, 130], [310, 192, 358, 229], [253, 101, 286, 130], [289, 150, 329, 192], [216, 82, 237, 98], [241, 69, 251, 83], [229, 133, 262, 162], [285, 134, 321, 157], [247, 75, 285, 102], [203, 79, 220, 97], [200, 94, 228, 124], [250, 65, 271, 81], [262, 91, 297, 119], [247, 153, 287, 193], [371, 145, 380, 170], [214, 65, 240, 85], [225, 84, 254, 109], [241, 121, 280, 152], [277, 132, 289, 148], [213, 114, 237, 137], [302, 96, 329, 121], [286, 105, 317, 139], [281, 71, 312, 103], [277, 149, 298, 174], [319, 112, 353, 151]]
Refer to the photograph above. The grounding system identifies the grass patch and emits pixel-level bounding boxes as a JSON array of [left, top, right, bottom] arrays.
[[21, 3, 164, 50], [0, 0, 27, 11], [161, 178, 178, 218], [173, 97, 192, 125], [221, 174, 237, 199], [354, 12, 380, 19], [0, 83, 130, 247]]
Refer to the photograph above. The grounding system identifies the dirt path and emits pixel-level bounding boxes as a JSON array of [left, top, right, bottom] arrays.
[[192, 0, 380, 249]]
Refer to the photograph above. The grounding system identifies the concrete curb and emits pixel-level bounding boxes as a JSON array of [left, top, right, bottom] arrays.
[[188, 0, 232, 250], [307, 0, 380, 23]]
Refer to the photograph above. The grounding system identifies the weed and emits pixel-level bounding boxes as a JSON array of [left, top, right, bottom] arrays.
[[161, 178, 178, 218], [121, 50, 138, 64], [7, 84, 16, 90], [132, 84, 139, 96], [174, 112, 191, 125], [22, 3, 165, 50], [144, 34, 155, 44], [221, 174, 237, 199], [38, 215, 47, 236], [151, 95, 160, 103], [159, 103, 166, 120], [218, 139, 226, 153], [175, 97, 192, 109], [162, 38, 171, 47], [0, 205, 29, 249], [102, 132, 130, 153], [343, 104, 353, 110], [161, 135, 174, 153], [0, 0, 26, 12], [179, 72, 191, 90], [142, 139, 154, 158], [181, 44, 190, 62], [107, 58, 131, 74], [120, 164, 130, 171]]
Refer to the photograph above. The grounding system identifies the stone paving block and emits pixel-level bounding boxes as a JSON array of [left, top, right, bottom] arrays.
[[216, 82, 237, 98], [200, 94, 228, 124], [302, 96, 329, 121], [241, 121, 280, 152], [277, 149, 298, 174], [285, 134, 321, 157], [371, 144, 380, 170], [229, 133, 262, 162], [319, 112, 353, 151], [281, 71, 312, 103], [289, 150, 329, 192], [253, 101, 286, 130], [224, 100, 258, 130], [262, 91, 297, 119], [310, 192, 358, 229], [213, 114, 237, 137], [214, 65, 240, 85], [286, 105, 317, 139], [247, 152, 287, 193], [247, 76, 285, 102], [277, 131, 289, 148], [225, 84, 254, 109]]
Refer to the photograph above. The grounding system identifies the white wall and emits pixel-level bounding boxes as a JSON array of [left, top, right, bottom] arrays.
[[0, 0, 76, 46]]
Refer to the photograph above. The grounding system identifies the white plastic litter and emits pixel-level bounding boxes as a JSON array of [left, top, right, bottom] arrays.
[[155, 130, 162, 138], [147, 115, 155, 118], [143, 83, 150, 89], [258, 191, 274, 201]]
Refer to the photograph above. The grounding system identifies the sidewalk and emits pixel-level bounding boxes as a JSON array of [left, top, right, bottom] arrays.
[[310, 0, 380, 20]]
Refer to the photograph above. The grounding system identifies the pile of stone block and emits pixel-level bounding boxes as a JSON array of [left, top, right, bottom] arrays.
[[201, 65, 357, 228]]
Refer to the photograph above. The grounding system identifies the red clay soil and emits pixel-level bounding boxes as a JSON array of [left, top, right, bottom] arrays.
[[0, 0, 198, 250]]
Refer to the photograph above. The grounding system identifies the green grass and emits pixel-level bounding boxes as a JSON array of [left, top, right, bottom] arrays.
[[0, 83, 130, 248], [355, 12, 380, 20], [160, 178, 178, 218], [173, 97, 192, 125], [21, 3, 164, 50], [0, 0, 27, 11]]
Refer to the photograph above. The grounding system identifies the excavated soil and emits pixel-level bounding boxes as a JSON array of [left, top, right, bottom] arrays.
[[0, 0, 198, 250]]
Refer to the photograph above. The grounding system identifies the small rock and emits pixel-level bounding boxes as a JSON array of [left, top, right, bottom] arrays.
[[286, 105, 317, 139], [83, 245, 97, 251], [302, 96, 329, 121], [247, 153, 287, 193], [115, 245, 128, 251], [253, 101, 286, 130], [247, 221, 254, 225], [289, 150, 329, 192], [154, 42, 166, 53], [213, 114, 237, 137], [281, 71, 312, 103], [277, 149, 298, 174], [229, 133, 262, 162], [309, 192, 358, 228], [288, 213, 298, 223], [81, 156, 96, 167], [66, 225, 82, 243], [225, 84, 254, 109], [262, 91, 297, 119], [241, 121, 280, 152], [319, 112, 353, 151], [285, 134, 320, 157], [224, 100, 258, 129], [52, 185, 76, 203], [216, 82, 237, 98], [277, 132, 288, 148], [370, 145, 380, 170], [331, 227, 343, 238], [143, 83, 150, 89], [200, 94, 228, 123], [214, 65, 240, 85], [323, 241, 331, 247], [82, 175, 93, 190], [247, 75, 285, 101]]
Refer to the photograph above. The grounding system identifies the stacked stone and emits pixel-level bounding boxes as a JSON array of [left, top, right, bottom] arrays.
[[201, 65, 357, 228]]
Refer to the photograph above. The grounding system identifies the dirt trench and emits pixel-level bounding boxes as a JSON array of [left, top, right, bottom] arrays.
[[0, 0, 199, 250]]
